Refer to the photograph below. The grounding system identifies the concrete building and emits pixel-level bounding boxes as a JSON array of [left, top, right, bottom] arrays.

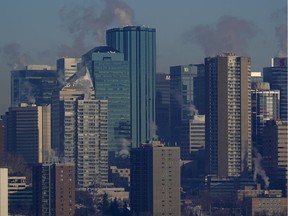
[[180, 114, 205, 159], [5, 103, 51, 164], [262, 120, 287, 195], [109, 165, 130, 189], [11, 65, 58, 106], [156, 73, 171, 144], [251, 82, 280, 154], [0, 167, 8, 216], [57, 57, 81, 82], [130, 141, 180, 216], [82, 46, 130, 156], [246, 197, 287, 216], [263, 57, 288, 122], [106, 26, 156, 147], [52, 67, 108, 189], [33, 163, 75, 216], [205, 53, 252, 177], [170, 64, 205, 147], [8, 176, 33, 212], [251, 71, 263, 84]]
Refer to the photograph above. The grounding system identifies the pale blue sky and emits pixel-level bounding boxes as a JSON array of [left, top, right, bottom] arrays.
[[0, 0, 287, 113]]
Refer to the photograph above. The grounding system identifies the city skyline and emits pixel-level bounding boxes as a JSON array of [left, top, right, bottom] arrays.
[[0, 0, 287, 114]]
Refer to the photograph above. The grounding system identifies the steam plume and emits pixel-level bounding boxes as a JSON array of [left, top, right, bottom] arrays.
[[183, 15, 258, 56], [0, 43, 32, 70], [252, 147, 269, 189], [119, 138, 131, 158], [59, 0, 135, 56], [271, 7, 287, 57], [150, 121, 158, 140]]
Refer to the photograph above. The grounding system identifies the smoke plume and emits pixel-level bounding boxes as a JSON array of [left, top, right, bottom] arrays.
[[183, 15, 258, 56], [119, 138, 131, 158], [271, 7, 287, 57], [0, 43, 32, 70], [58, 0, 135, 56], [252, 147, 269, 189]]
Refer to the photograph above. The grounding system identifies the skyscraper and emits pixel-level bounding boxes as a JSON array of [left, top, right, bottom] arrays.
[[106, 26, 156, 147], [52, 68, 108, 189], [130, 141, 180, 216], [251, 82, 280, 154], [205, 53, 252, 177], [33, 163, 75, 216], [263, 57, 287, 122], [170, 64, 205, 147], [11, 65, 58, 106], [82, 46, 130, 156], [156, 73, 171, 144], [5, 103, 51, 164]]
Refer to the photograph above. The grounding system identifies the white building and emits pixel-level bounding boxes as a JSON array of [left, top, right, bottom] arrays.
[[0, 168, 8, 216]]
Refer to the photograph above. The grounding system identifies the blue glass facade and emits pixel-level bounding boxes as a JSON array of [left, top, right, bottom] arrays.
[[82, 47, 131, 155], [106, 26, 156, 147]]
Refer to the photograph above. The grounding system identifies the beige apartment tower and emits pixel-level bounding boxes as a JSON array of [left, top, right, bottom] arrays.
[[0, 168, 8, 216], [205, 53, 252, 177], [130, 141, 180, 216]]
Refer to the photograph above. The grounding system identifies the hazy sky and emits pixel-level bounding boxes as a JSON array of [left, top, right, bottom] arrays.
[[0, 0, 287, 113]]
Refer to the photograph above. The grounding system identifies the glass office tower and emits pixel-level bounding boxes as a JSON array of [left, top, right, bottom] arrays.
[[106, 26, 156, 147], [82, 46, 130, 156]]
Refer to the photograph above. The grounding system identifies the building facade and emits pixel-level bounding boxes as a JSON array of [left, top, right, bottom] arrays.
[[106, 26, 156, 147], [205, 54, 252, 177], [251, 82, 280, 154], [0, 168, 8, 216], [263, 57, 287, 122], [57, 57, 81, 82], [170, 64, 205, 147], [130, 141, 180, 216], [11, 65, 58, 106], [82, 46, 130, 156], [5, 103, 51, 164]]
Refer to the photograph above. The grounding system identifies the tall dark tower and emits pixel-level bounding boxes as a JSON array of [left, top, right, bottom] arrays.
[[106, 26, 156, 147], [205, 53, 252, 177]]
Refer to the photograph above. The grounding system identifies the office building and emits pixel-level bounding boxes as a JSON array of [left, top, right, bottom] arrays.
[[205, 53, 252, 177], [251, 82, 280, 154], [11, 65, 58, 106], [8, 176, 33, 212], [180, 114, 205, 159], [251, 71, 263, 84], [262, 120, 287, 194], [106, 26, 156, 147], [156, 73, 171, 144], [263, 57, 288, 122], [57, 57, 81, 82], [33, 163, 75, 216], [52, 68, 108, 188], [82, 46, 130, 156], [130, 141, 180, 216], [5, 103, 51, 164], [0, 168, 8, 216], [170, 64, 205, 146]]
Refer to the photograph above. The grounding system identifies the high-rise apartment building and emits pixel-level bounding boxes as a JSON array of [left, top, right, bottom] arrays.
[[106, 26, 156, 147], [52, 68, 108, 189], [263, 57, 287, 122], [251, 82, 280, 154], [0, 168, 8, 216], [11, 65, 58, 106], [130, 141, 180, 216], [82, 46, 130, 156], [262, 120, 287, 194], [5, 103, 51, 164], [156, 73, 171, 144], [33, 163, 75, 216], [57, 57, 81, 82], [205, 53, 252, 177], [170, 64, 205, 146]]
